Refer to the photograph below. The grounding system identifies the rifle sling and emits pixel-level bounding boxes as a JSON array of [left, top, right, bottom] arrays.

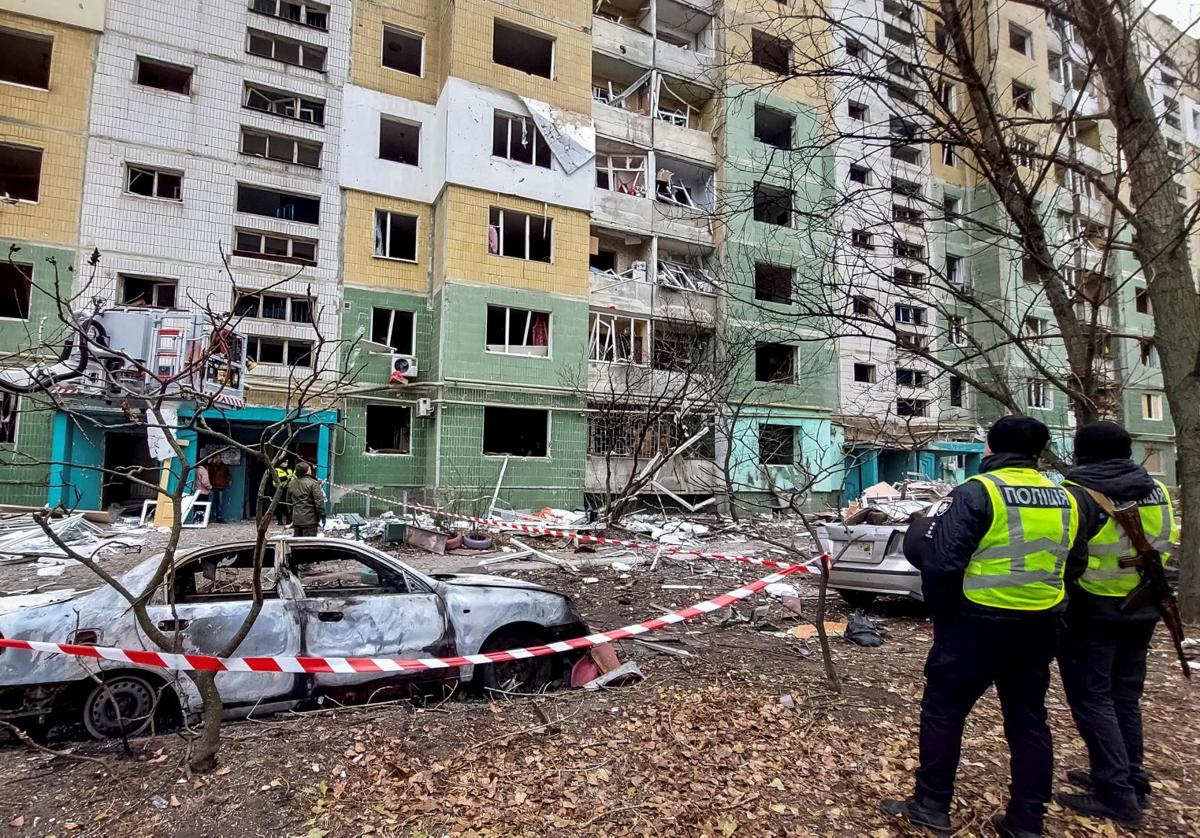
[[1079, 487, 1154, 557]]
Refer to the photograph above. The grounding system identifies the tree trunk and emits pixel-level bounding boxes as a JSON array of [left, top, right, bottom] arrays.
[[1067, 0, 1200, 619], [187, 671, 223, 773]]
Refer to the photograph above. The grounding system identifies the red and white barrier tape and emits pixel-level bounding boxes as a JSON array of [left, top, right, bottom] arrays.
[[334, 484, 811, 573], [0, 561, 814, 674]]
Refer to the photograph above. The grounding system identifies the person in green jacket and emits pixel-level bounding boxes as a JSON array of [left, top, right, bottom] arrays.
[[286, 462, 325, 537]]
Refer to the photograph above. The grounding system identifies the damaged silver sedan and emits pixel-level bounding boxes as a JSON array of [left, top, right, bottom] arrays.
[[0, 538, 587, 738]]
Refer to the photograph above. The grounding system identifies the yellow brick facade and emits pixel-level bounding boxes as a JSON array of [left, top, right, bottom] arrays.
[[0, 9, 94, 247], [441, 185, 589, 297], [722, 0, 828, 109], [350, 0, 445, 104], [444, 0, 593, 115], [343, 190, 430, 293]]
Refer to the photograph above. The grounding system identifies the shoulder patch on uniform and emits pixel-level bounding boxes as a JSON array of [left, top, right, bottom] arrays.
[[932, 497, 954, 516]]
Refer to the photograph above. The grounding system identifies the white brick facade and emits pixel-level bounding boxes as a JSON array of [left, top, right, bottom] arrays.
[[78, 0, 351, 389]]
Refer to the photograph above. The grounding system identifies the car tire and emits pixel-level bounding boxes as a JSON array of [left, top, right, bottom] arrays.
[[836, 589, 879, 608], [478, 627, 553, 695], [462, 533, 493, 551], [82, 674, 159, 740]]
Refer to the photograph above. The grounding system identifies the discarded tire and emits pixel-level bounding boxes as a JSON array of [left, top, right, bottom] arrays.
[[463, 533, 493, 551], [442, 532, 464, 551]]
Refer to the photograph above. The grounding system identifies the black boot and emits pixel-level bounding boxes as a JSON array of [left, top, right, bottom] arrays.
[[1064, 769, 1149, 809], [1056, 792, 1144, 828], [880, 796, 952, 836], [989, 812, 1042, 837]]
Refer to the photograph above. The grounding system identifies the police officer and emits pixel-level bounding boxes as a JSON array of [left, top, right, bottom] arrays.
[[272, 460, 295, 526], [882, 415, 1079, 837], [1056, 421, 1178, 827]]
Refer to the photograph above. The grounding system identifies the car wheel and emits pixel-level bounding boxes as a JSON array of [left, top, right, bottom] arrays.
[[836, 589, 879, 608], [479, 628, 553, 695], [82, 674, 158, 739]]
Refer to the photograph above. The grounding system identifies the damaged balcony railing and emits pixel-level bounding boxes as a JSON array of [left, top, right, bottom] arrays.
[[657, 259, 714, 293]]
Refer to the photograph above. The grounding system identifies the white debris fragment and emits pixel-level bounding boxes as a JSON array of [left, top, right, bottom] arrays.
[[766, 583, 800, 598]]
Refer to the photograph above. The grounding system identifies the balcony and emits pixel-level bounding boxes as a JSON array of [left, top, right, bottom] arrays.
[[586, 452, 721, 495], [592, 13, 654, 67]]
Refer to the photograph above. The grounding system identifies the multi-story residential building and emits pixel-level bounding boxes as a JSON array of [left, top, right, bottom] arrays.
[[0, 0, 106, 505], [0, 0, 1184, 516], [47, 0, 350, 517], [334, 0, 596, 512]]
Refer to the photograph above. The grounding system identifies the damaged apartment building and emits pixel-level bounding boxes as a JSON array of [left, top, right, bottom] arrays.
[[0, 0, 1186, 515]]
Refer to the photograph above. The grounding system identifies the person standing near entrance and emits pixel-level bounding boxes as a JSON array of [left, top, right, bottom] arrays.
[[883, 415, 1080, 837], [286, 462, 325, 537], [272, 460, 295, 526], [207, 458, 229, 523], [1056, 421, 1179, 828]]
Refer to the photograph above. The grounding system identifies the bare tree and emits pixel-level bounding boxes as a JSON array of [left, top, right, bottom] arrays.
[[713, 0, 1200, 611], [0, 248, 354, 770]]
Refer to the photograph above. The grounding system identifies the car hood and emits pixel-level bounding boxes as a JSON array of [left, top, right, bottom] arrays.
[[429, 572, 551, 591], [0, 589, 94, 617]]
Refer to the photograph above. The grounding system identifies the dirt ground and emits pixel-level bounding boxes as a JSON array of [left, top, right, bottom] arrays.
[[0, 524, 1197, 837]]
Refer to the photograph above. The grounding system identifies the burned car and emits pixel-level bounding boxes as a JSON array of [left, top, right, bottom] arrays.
[[0, 538, 586, 738]]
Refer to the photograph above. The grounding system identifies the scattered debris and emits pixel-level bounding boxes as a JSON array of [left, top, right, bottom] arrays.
[[791, 622, 847, 640], [582, 660, 645, 691], [633, 639, 693, 658], [0, 513, 145, 565]]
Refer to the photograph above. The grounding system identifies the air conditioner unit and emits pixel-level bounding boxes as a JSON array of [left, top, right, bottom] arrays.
[[390, 354, 418, 379], [416, 397, 433, 417]]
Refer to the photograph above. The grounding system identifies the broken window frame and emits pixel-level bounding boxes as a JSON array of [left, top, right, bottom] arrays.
[[1143, 393, 1163, 421], [0, 143, 43, 203], [135, 56, 193, 95], [653, 326, 712, 372], [656, 76, 699, 129], [379, 115, 421, 165], [126, 165, 183, 201], [488, 207, 553, 262], [240, 127, 322, 168], [244, 83, 325, 125], [233, 290, 313, 324], [948, 315, 967, 345], [754, 262, 793, 305], [587, 410, 714, 461], [0, 262, 32, 321], [370, 307, 416, 354], [896, 331, 930, 351], [0, 27, 52, 89], [595, 152, 647, 196], [588, 312, 649, 365], [753, 104, 794, 150], [1012, 81, 1035, 112], [950, 375, 965, 407], [0, 393, 18, 444], [896, 367, 927, 387], [492, 19, 554, 79], [246, 336, 314, 367], [893, 267, 925, 286], [381, 24, 423, 75], [233, 228, 318, 265], [373, 209, 418, 262], [894, 304, 926, 325], [1022, 315, 1047, 340], [486, 304, 551, 357], [119, 274, 177, 308], [755, 342, 795, 384], [758, 424, 795, 466], [492, 111, 552, 170], [236, 183, 320, 224], [752, 181, 792, 226], [246, 29, 327, 71], [248, 0, 329, 30], [896, 398, 929, 417], [482, 406, 550, 458], [853, 363, 876, 383], [364, 403, 412, 455], [656, 259, 714, 293], [1027, 378, 1052, 410], [751, 29, 792, 75]]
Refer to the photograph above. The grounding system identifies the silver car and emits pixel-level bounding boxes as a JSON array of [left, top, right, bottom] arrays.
[[820, 523, 923, 606], [0, 538, 586, 738]]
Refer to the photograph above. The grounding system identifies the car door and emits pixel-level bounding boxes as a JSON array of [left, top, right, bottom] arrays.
[[146, 543, 301, 705], [285, 542, 455, 693]]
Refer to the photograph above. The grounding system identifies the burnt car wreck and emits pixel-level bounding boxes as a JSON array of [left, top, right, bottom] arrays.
[[0, 538, 587, 737]]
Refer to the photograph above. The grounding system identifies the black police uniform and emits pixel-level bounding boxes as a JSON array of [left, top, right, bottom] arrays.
[[902, 452, 1065, 834], [1059, 457, 1161, 813]]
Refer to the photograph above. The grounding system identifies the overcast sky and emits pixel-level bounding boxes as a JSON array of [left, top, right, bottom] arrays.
[[1148, 0, 1200, 33]]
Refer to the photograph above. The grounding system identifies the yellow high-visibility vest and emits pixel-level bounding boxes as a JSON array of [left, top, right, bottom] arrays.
[[1064, 479, 1178, 597], [964, 468, 1079, 610]]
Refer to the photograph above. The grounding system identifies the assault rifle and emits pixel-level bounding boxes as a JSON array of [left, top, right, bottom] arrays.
[[1085, 489, 1192, 679]]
